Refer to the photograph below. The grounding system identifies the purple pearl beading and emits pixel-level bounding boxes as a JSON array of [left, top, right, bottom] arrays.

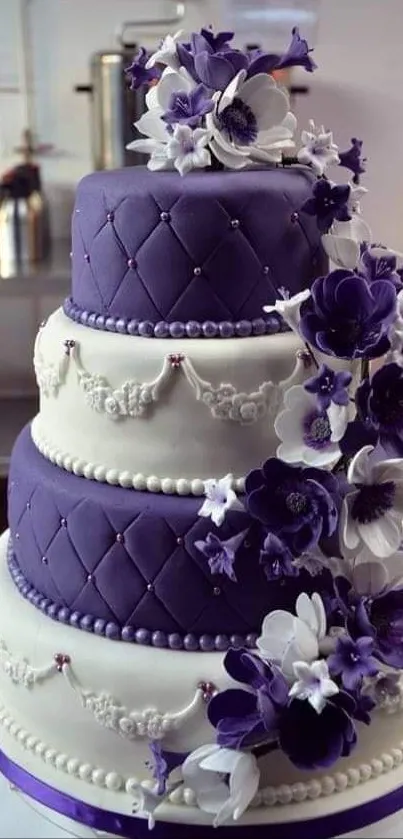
[[63, 298, 286, 339], [7, 545, 258, 652]]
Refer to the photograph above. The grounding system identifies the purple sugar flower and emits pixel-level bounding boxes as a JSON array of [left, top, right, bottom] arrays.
[[354, 363, 403, 456], [276, 26, 317, 73], [278, 692, 357, 770], [299, 269, 396, 359], [301, 179, 351, 234], [359, 246, 403, 291], [245, 458, 339, 556], [177, 30, 248, 91], [339, 138, 367, 184], [125, 47, 161, 90], [207, 648, 289, 749], [304, 364, 352, 410], [351, 690, 376, 725], [334, 577, 403, 669], [147, 741, 186, 795], [194, 531, 246, 581], [245, 47, 279, 78], [199, 27, 235, 52], [259, 533, 298, 581], [328, 635, 379, 691], [162, 84, 214, 128]]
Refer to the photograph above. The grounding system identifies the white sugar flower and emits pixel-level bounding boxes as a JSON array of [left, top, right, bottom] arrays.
[[341, 445, 403, 559], [297, 120, 339, 176], [274, 385, 348, 468], [288, 659, 339, 713], [257, 592, 327, 681], [182, 744, 260, 827], [146, 31, 183, 71], [205, 70, 296, 170], [198, 475, 244, 527], [131, 782, 164, 829], [322, 184, 372, 270], [167, 124, 211, 176], [263, 288, 311, 334], [347, 182, 368, 216], [126, 105, 172, 171]]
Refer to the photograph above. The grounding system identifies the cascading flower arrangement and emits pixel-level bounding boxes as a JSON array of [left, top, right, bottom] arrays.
[[125, 24, 403, 831]]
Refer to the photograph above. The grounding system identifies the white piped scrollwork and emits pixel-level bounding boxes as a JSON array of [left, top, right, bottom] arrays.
[[0, 640, 57, 688], [34, 330, 310, 426]]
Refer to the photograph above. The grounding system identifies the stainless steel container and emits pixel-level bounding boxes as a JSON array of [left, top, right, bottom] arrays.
[[76, 2, 186, 170], [0, 165, 49, 278]]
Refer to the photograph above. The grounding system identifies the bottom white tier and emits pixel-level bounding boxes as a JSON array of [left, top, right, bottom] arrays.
[[2, 529, 403, 833]]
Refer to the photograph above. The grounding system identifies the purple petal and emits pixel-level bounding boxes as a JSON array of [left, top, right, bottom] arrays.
[[194, 52, 236, 90]]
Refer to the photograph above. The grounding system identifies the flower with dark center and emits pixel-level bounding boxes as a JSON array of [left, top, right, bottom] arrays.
[[328, 635, 379, 691], [278, 691, 357, 770], [299, 269, 396, 359], [275, 384, 348, 468], [301, 179, 352, 234], [245, 458, 339, 555], [355, 363, 403, 455], [162, 84, 214, 128], [304, 364, 352, 410], [125, 47, 161, 90], [303, 410, 332, 449], [217, 97, 258, 145], [338, 138, 367, 184], [351, 481, 395, 524], [334, 577, 403, 669], [259, 533, 298, 581], [207, 648, 289, 749]]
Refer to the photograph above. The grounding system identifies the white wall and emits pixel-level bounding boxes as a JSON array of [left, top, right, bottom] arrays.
[[0, 0, 402, 247]]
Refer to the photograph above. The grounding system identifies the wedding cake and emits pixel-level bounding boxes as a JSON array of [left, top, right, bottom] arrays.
[[2, 23, 403, 839]]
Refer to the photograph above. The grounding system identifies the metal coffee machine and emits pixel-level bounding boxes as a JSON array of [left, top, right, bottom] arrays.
[[75, 2, 185, 170]]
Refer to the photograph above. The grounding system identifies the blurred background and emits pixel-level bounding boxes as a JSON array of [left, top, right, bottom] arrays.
[[0, 0, 402, 530]]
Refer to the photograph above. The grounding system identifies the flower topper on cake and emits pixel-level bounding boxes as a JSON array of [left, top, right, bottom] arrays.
[[125, 26, 318, 175]]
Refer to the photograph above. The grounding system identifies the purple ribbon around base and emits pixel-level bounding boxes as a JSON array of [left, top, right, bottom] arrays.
[[1, 749, 403, 839]]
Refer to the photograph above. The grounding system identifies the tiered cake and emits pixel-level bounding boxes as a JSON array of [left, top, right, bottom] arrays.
[[2, 24, 403, 839]]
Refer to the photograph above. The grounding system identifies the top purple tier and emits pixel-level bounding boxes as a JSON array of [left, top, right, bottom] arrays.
[[71, 166, 326, 325]]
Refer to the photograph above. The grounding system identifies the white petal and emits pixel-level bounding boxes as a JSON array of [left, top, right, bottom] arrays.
[[347, 445, 375, 485], [209, 137, 249, 170], [281, 639, 306, 680], [229, 753, 260, 821], [126, 138, 163, 154], [373, 459, 403, 484], [292, 660, 312, 681], [351, 560, 388, 596], [276, 442, 305, 464], [341, 494, 361, 552], [296, 593, 317, 633], [293, 617, 319, 661], [321, 234, 360, 270], [147, 155, 173, 172], [358, 515, 402, 559], [218, 70, 248, 114], [240, 76, 288, 132], [328, 402, 349, 443], [146, 83, 160, 110], [135, 109, 168, 143], [302, 444, 340, 468], [261, 609, 295, 638], [311, 593, 327, 640], [155, 70, 192, 110], [257, 631, 289, 663], [333, 215, 372, 245]]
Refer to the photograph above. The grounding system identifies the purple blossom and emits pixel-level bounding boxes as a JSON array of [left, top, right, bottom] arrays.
[[245, 458, 339, 556], [207, 648, 289, 749], [278, 692, 357, 770], [359, 246, 403, 291], [125, 47, 161, 90], [147, 741, 186, 795], [177, 30, 248, 91], [276, 26, 317, 73], [299, 269, 396, 359], [328, 635, 379, 691], [162, 84, 214, 128], [304, 364, 352, 410], [301, 179, 351, 234], [339, 138, 367, 185], [194, 532, 239, 581], [351, 690, 376, 725], [334, 577, 403, 669], [354, 363, 403, 456], [259, 533, 298, 581]]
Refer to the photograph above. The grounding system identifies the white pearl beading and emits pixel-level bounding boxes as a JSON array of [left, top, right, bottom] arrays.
[[31, 416, 245, 496], [34, 330, 308, 427], [2, 702, 403, 810]]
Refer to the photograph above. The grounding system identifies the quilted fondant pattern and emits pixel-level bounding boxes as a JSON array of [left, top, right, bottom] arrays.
[[8, 426, 326, 636], [71, 167, 327, 324]]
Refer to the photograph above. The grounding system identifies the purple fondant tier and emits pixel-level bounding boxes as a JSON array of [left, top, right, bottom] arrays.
[[8, 426, 328, 640], [71, 166, 326, 324]]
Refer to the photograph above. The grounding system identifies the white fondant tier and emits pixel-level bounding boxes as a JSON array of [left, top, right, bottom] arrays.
[[1, 530, 403, 830], [33, 309, 353, 494]]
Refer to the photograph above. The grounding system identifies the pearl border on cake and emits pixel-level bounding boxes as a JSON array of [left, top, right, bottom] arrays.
[[63, 297, 288, 340], [7, 548, 258, 653], [31, 417, 245, 496]]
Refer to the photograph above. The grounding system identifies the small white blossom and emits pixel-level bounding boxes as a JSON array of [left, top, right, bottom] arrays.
[[182, 744, 260, 827], [274, 385, 348, 468], [131, 782, 164, 829], [288, 659, 339, 713], [297, 120, 339, 176], [341, 445, 403, 559], [257, 592, 327, 681], [198, 475, 244, 527], [263, 288, 311, 334], [167, 124, 211, 176], [146, 31, 183, 70]]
